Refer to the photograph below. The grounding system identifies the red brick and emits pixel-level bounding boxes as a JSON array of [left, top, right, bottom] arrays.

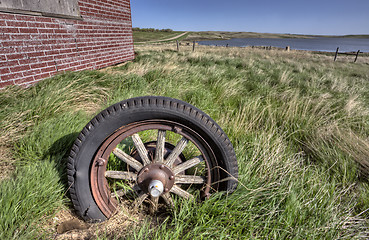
[[18, 58, 33, 65], [38, 72, 52, 79], [34, 16, 53, 23], [6, 21, 28, 27], [0, 0, 134, 86], [1, 27, 19, 34], [0, 67, 10, 75], [10, 65, 31, 73], [33, 75, 44, 81], [15, 15, 35, 21], [13, 45, 34, 52], [24, 68, 42, 76], [47, 61, 57, 66], [19, 28, 38, 34], [27, 51, 45, 58], [38, 28, 54, 34], [0, 80, 14, 88], [9, 34, 32, 40], [27, 22, 46, 28], [1, 59, 19, 67], [41, 65, 57, 73], [15, 76, 35, 85], [6, 53, 27, 60], [1, 72, 23, 81], [0, 14, 16, 20], [30, 62, 45, 69], [44, 23, 59, 28]]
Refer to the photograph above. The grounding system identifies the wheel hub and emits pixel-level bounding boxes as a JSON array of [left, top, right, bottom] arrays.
[[137, 163, 175, 196]]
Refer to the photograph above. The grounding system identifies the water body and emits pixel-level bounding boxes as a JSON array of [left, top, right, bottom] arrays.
[[198, 38, 369, 52]]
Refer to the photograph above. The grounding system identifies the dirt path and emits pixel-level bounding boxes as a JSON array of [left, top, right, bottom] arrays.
[[135, 32, 189, 44]]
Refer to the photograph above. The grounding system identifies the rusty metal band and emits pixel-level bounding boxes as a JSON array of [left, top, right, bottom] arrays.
[[90, 119, 218, 218]]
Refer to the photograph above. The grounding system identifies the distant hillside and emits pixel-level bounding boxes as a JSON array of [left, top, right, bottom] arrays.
[[339, 34, 369, 38], [132, 29, 369, 43], [132, 28, 186, 43], [184, 31, 369, 41]]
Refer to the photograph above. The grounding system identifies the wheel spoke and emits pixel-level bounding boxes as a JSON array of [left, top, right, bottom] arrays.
[[161, 193, 174, 207], [172, 155, 204, 175], [134, 192, 148, 208], [175, 175, 205, 184], [113, 148, 143, 172], [164, 137, 188, 167], [111, 184, 140, 197], [154, 130, 166, 163], [105, 171, 137, 181], [132, 133, 151, 166], [170, 185, 193, 199], [150, 196, 159, 214]]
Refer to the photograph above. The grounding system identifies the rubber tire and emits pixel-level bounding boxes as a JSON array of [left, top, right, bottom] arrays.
[[67, 96, 238, 222]]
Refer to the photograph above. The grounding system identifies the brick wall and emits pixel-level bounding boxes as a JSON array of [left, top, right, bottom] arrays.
[[0, 0, 134, 88]]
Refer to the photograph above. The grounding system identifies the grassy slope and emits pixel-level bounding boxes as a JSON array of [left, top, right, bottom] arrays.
[[134, 30, 369, 42], [1, 45, 369, 239], [184, 31, 369, 41], [184, 31, 314, 41], [133, 30, 185, 42]]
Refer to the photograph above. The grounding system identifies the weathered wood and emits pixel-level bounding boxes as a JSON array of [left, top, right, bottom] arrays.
[[164, 137, 188, 167], [176, 40, 179, 51], [150, 196, 159, 214], [113, 148, 143, 172], [334, 47, 339, 61], [173, 155, 203, 175], [175, 175, 205, 184], [286, 46, 290, 51], [0, 0, 81, 18], [354, 50, 360, 63], [111, 185, 140, 197], [154, 130, 166, 163], [161, 192, 174, 206], [105, 171, 137, 181], [131, 133, 151, 166], [193, 41, 196, 52], [134, 192, 148, 208], [170, 185, 193, 199]]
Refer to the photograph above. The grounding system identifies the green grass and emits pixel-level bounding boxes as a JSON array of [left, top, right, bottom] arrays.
[[133, 30, 185, 43], [1, 44, 369, 239], [0, 161, 64, 239]]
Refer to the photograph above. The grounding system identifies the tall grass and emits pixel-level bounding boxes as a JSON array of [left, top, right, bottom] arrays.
[[1, 44, 368, 239]]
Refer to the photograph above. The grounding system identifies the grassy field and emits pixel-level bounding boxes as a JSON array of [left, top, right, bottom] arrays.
[[132, 30, 369, 44], [133, 30, 186, 43], [1, 44, 369, 239], [184, 31, 315, 41]]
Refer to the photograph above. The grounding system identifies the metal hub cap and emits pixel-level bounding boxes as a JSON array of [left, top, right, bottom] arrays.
[[148, 180, 164, 197], [137, 163, 175, 196]]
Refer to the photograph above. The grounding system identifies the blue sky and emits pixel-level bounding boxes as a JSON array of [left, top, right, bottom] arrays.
[[131, 0, 369, 35]]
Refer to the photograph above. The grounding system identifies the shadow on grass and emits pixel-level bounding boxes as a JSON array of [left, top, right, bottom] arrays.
[[44, 132, 79, 191]]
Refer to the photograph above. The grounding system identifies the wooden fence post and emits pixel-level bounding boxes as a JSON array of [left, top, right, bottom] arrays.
[[286, 46, 290, 51], [354, 50, 360, 63], [193, 41, 195, 52], [176, 40, 179, 52], [334, 47, 339, 61]]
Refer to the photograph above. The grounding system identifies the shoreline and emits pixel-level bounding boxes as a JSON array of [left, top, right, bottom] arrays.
[[184, 31, 369, 41]]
